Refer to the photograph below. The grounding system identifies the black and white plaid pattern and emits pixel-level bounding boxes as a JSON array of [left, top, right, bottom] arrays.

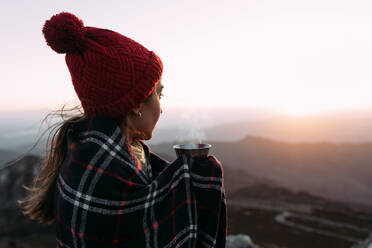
[[53, 115, 227, 247]]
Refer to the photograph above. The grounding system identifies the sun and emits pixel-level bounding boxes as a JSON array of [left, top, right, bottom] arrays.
[[270, 100, 329, 117], [283, 106, 316, 117]]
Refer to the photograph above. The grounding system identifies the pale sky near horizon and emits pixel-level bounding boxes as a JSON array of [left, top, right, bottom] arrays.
[[1, 0, 372, 116]]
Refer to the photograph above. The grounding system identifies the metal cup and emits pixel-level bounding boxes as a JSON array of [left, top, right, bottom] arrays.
[[173, 144, 212, 158]]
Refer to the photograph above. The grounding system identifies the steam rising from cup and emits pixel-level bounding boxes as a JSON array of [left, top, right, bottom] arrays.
[[173, 108, 211, 158], [177, 109, 207, 144]]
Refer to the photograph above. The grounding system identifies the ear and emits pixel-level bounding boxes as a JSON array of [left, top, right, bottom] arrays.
[[130, 102, 144, 116]]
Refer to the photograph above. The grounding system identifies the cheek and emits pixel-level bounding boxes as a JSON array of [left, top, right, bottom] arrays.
[[152, 100, 161, 121], [145, 97, 161, 127]]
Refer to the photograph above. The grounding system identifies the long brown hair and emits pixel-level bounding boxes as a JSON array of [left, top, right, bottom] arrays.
[[16, 93, 153, 225], [16, 104, 88, 225]]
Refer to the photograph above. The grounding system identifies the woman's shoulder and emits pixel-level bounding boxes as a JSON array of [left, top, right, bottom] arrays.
[[67, 115, 119, 138]]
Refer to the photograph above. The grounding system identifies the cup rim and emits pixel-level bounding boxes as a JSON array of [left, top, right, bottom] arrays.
[[173, 143, 212, 150]]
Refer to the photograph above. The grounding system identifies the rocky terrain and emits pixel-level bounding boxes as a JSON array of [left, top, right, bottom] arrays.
[[0, 155, 57, 247], [227, 184, 372, 248]]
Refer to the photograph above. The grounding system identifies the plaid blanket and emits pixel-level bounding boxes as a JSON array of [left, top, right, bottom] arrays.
[[54, 115, 227, 247]]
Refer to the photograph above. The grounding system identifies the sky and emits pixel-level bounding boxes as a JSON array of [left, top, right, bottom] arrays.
[[1, 0, 372, 116]]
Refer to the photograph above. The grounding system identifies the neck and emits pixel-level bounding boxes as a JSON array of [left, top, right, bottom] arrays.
[[120, 124, 141, 145]]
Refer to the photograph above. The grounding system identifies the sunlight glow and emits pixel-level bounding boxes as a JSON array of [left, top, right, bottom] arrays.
[[1, 0, 372, 115]]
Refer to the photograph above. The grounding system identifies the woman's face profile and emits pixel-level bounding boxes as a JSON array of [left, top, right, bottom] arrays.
[[131, 80, 164, 141]]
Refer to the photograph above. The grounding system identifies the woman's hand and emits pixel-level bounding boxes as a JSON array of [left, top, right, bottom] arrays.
[[192, 155, 223, 168], [190, 155, 224, 180]]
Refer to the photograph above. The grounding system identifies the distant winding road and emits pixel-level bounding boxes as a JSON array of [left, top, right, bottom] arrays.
[[275, 211, 371, 243]]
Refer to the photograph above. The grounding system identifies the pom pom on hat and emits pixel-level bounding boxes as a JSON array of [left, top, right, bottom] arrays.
[[42, 12, 84, 54]]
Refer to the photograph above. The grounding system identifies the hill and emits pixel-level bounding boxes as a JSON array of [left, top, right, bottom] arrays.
[[205, 115, 372, 143], [0, 149, 18, 167], [151, 136, 372, 206]]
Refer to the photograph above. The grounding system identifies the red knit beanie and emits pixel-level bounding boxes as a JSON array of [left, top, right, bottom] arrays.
[[42, 12, 163, 118]]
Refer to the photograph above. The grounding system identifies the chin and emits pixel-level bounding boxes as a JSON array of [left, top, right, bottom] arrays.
[[143, 132, 153, 140]]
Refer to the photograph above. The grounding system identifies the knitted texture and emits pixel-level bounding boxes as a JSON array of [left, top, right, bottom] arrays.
[[42, 12, 163, 117], [54, 115, 227, 247]]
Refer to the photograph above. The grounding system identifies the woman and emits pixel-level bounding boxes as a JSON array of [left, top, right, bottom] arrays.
[[19, 12, 227, 247]]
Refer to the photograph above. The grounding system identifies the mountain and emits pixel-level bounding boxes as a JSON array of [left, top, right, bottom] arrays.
[[130, 141, 372, 247], [0, 155, 41, 210], [217, 136, 372, 206], [147, 108, 372, 145], [0, 149, 19, 167], [0, 155, 56, 248], [151, 136, 372, 206], [204, 115, 372, 143], [227, 182, 372, 248]]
